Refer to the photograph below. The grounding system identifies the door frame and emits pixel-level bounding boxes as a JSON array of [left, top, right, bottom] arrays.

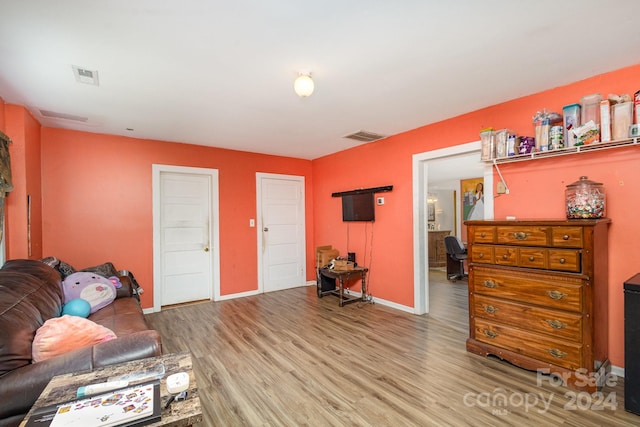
[[152, 164, 221, 312], [412, 141, 494, 315], [256, 172, 306, 294]]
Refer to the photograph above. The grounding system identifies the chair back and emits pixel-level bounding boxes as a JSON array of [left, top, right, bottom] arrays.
[[444, 235, 466, 256]]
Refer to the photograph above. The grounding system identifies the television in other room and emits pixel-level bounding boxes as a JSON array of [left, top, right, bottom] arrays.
[[342, 193, 375, 222]]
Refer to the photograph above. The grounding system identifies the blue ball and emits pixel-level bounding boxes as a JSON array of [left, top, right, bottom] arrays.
[[62, 298, 91, 318]]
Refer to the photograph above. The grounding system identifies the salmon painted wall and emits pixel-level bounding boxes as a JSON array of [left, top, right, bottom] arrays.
[[313, 62, 640, 368], [40, 128, 314, 309], [3, 105, 42, 259]]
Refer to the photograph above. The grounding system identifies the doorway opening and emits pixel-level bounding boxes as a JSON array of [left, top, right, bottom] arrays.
[[412, 141, 493, 315]]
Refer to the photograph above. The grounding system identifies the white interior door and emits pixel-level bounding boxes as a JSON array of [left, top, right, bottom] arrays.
[[257, 173, 306, 293], [153, 166, 220, 309]]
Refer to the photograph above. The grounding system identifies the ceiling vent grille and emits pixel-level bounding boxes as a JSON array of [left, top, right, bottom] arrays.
[[343, 130, 387, 142], [72, 65, 99, 86], [39, 109, 89, 122]]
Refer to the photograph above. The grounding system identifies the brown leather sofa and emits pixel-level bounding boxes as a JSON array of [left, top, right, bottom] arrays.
[[0, 259, 162, 427]]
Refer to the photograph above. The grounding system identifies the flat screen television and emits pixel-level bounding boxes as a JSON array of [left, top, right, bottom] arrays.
[[342, 193, 375, 222]]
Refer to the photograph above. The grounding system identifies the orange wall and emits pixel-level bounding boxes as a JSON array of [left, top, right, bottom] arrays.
[[2, 63, 638, 368], [4, 105, 42, 259], [313, 62, 640, 367], [40, 128, 314, 308], [312, 142, 415, 304]]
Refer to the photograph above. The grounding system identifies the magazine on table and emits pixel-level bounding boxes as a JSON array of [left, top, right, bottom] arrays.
[[25, 380, 161, 427]]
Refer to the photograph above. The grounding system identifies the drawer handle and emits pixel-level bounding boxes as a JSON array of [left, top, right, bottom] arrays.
[[545, 319, 567, 329], [502, 254, 508, 260], [528, 256, 535, 261], [547, 348, 567, 358], [483, 280, 497, 289], [483, 305, 499, 314], [480, 232, 486, 238], [513, 231, 529, 240], [483, 329, 499, 339], [563, 234, 570, 241], [546, 290, 567, 301], [559, 258, 566, 264], [478, 253, 484, 258]]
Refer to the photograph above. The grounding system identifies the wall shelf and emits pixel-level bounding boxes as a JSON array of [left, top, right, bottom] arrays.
[[487, 137, 640, 165]]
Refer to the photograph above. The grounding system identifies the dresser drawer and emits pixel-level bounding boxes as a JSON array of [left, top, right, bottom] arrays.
[[496, 226, 548, 246], [548, 249, 581, 272], [472, 267, 584, 312], [473, 295, 583, 342], [551, 227, 583, 248], [472, 226, 495, 243], [474, 318, 583, 370], [519, 248, 546, 269], [471, 245, 494, 264], [494, 246, 517, 266]]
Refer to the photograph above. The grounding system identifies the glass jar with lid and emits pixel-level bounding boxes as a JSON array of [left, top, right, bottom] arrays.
[[565, 176, 606, 219]]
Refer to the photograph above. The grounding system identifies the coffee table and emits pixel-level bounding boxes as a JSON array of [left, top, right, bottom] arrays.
[[20, 351, 202, 427]]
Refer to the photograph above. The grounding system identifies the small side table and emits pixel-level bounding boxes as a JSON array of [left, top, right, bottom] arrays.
[[318, 266, 369, 307], [20, 351, 202, 427]]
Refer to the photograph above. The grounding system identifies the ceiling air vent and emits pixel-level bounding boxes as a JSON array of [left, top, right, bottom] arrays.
[[343, 130, 387, 142], [39, 109, 89, 122], [72, 65, 99, 86]]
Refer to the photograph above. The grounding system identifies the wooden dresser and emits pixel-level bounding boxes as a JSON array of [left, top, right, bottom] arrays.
[[464, 219, 610, 391], [428, 230, 450, 267]]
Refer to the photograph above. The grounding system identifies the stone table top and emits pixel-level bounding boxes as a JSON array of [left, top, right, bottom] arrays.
[[20, 351, 202, 427]]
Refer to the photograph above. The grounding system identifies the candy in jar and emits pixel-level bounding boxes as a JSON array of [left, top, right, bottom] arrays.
[[565, 176, 606, 219]]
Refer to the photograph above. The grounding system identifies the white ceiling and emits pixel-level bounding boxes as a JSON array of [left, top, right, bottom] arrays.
[[1, 1, 639, 160]]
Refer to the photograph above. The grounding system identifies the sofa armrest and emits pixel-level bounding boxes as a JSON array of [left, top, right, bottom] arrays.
[[115, 275, 134, 299], [117, 270, 141, 301], [0, 331, 162, 422]]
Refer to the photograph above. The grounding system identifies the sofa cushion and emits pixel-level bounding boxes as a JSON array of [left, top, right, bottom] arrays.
[[0, 271, 63, 375], [32, 315, 116, 363], [89, 297, 150, 336]]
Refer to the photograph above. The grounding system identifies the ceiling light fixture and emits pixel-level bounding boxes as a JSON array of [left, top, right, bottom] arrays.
[[294, 72, 314, 97]]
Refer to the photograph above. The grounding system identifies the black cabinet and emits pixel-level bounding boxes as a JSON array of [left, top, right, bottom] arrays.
[[624, 274, 640, 415]]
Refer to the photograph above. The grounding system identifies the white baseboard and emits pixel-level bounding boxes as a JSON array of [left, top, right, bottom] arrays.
[[611, 364, 624, 380], [341, 289, 415, 313], [218, 289, 261, 301]]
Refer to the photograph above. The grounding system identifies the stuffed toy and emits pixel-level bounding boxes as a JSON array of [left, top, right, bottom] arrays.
[[108, 275, 123, 288], [62, 272, 117, 314]]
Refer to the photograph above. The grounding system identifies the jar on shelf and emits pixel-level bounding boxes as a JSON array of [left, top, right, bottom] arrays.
[[565, 176, 606, 219], [480, 128, 495, 161]]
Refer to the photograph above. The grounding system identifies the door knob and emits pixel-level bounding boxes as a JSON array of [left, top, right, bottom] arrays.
[[204, 247, 209, 252], [263, 227, 269, 232]]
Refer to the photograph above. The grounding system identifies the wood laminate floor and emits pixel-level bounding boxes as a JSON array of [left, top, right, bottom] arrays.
[[145, 270, 637, 426]]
